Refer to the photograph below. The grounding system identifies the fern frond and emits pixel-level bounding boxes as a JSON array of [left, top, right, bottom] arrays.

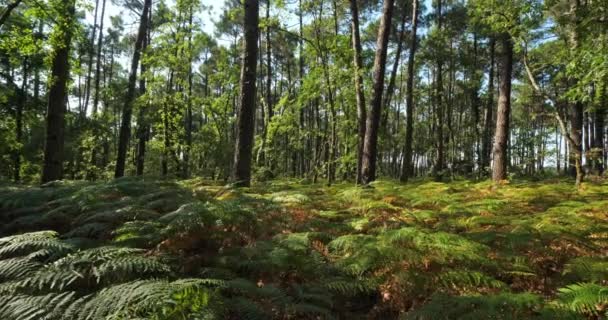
[[0, 231, 74, 260], [0, 291, 76, 320], [556, 282, 608, 316]]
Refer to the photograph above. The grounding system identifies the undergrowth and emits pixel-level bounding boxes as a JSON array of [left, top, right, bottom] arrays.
[[0, 177, 606, 319]]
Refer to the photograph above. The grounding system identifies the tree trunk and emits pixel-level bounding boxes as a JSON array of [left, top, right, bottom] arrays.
[[491, 34, 513, 182], [593, 84, 605, 174], [232, 0, 260, 187], [13, 61, 27, 182], [183, 5, 194, 179], [400, 0, 418, 182], [434, 0, 445, 180], [91, 0, 107, 115], [136, 17, 150, 177], [350, 0, 366, 184], [83, 0, 101, 116], [481, 38, 495, 173], [41, 0, 76, 183], [360, 0, 394, 185], [569, 101, 584, 184], [87, 0, 108, 178], [114, 0, 151, 178]]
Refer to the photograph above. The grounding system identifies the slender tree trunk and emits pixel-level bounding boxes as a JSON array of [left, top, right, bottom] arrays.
[[360, 0, 394, 184], [91, 0, 106, 115], [41, 0, 76, 183], [568, 0, 584, 187], [481, 38, 495, 173], [87, 0, 108, 178], [83, 0, 101, 116], [434, 0, 445, 180], [232, 0, 260, 187], [114, 0, 151, 178], [136, 19, 150, 177], [382, 11, 407, 128], [400, 0, 418, 182], [350, 0, 366, 184], [183, 6, 194, 179], [593, 84, 605, 174], [491, 34, 513, 182], [13, 61, 27, 182]]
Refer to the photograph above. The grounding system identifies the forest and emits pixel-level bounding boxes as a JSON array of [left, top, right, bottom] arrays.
[[0, 0, 607, 318]]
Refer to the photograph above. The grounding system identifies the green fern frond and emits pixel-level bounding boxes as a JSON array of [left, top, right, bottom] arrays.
[[556, 282, 608, 316], [0, 231, 74, 260], [563, 257, 608, 282], [0, 257, 42, 281], [0, 291, 76, 320], [436, 270, 506, 291]]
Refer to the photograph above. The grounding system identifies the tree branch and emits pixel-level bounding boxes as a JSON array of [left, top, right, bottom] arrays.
[[522, 43, 581, 155]]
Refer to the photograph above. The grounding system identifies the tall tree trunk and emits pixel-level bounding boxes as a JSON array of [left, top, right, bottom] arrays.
[[114, 0, 151, 178], [350, 0, 366, 184], [568, 0, 584, 187], [491, 34, 513, 182], [91, 0, 107, 115], [383, 10, 407, 121], [83, 0, 101, 116], [41, 0, 76, 183], [13, 61, 27, 182], [136, 15, 151, 177], [569, 102, 584, 184], [593, 84, 605, 174], [400, 0, 418, 182], [183, 6, 194, 179], [87, 0, 107, 178], [434, 0, 445, 180], [257, 0, 272, 166], [232, 0, 260, 187], [360, 0, 394, 184], [481, 38, 495, 173]]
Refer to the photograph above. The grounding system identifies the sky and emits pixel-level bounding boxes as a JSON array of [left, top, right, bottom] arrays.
[[88, 0, 222, 40]]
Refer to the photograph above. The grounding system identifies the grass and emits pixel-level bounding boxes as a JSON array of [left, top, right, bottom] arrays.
[[0, 177, 606, 319]]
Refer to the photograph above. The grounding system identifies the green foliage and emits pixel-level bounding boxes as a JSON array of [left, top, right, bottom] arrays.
[[0, 177, 607, 319], [557, 283, 608, 317]]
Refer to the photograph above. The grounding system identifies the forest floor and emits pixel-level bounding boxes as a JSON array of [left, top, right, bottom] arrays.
[[0, 177, 606, 319]]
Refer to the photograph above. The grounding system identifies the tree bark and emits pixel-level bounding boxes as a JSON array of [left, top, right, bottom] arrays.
[[360, 0, 394, 185], [400, 0, 418, 182], [114, 0, 151, 178], [183, 6, 194, 179], [481, 38, 495, 173], [569, 101, 584, 184], [593, 84, 605, 174], [136, 14, 151, 177], [91, 0, 107, 115], [350, 0, 366, 184], [434, 0, 445, 180], [491, 34, 513, 182], [232, 0, 260, 187], [41, 0, 76, 183]]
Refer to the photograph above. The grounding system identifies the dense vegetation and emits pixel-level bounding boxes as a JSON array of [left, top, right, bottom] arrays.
[[0, 178, 607, 319], [1, 0, 607, 318]]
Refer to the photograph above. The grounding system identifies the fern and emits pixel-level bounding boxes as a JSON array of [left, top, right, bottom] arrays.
[[0, 231, 74, 260], [556, 283, 608, 317], [0, 291, 76, 320], [404, 292, 573, 320]]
